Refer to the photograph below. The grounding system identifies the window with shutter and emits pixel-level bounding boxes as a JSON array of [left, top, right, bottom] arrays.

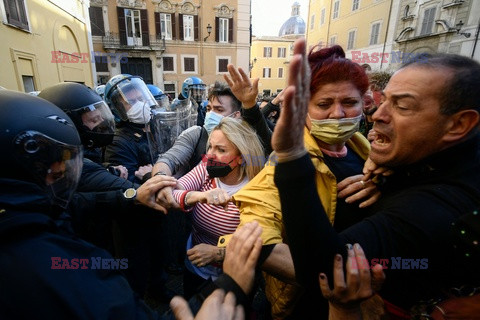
[[420, 7, 436, 35], [370, 23, 380, 45], [184, 57, 195, 72], [4, 0, 29, 30], [158, 13, 172, 39], [347, 30, 356, 50], [219, 18, 228, 42], [163, 56, 174, 71], [183, 15, 194, 41], [122, 8, 144, 46], [194, 15, 199, 41], [95, 59, 109, 72], [117, 7, 127, 45], [352, 0, 359, 11], [140, 9, 149, 46], [179, 14, 184, 40], [330, 35, 337, 45], [333, 1, 340, 19], [171, 13, 176, 39], [228, 18, 233, 43], [218, 59, 228, 72], [155, 12, 161, 39], [89, 6, 105, 36], [164, 83, 176, 99], [22, 75, 35, 92], [263, 47, 272, 58], [263, 68, 271, 78]]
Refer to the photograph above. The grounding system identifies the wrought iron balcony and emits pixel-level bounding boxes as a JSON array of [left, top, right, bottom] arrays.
[[102, 32, 166, 51]]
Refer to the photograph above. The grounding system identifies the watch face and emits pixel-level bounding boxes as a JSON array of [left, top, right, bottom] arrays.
[[124, 188, 136, 199]]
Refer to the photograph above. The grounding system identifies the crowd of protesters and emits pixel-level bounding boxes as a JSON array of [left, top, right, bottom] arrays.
[[0, 35, 479, 320]]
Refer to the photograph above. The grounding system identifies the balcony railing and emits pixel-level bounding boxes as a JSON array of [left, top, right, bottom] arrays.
[[102, 32, 166, 51]]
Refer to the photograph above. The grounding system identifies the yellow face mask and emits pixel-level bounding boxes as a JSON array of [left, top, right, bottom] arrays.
[[308, 115, 362, 145]]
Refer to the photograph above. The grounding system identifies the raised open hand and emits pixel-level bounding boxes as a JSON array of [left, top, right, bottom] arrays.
[[271, 38, 311, 162], [223, 64, 259, 108]]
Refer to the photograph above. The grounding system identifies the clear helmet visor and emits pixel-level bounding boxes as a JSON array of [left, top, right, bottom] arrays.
[[76, 101, 115, 134], [74, 101, 116, 147], [14, 131, 83, 208], [153, 95, 170, 112], [189, 84, 207, 102], [111, 77, 158, 123]]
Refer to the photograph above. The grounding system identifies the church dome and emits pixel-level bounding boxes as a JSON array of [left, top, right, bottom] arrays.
[[278, 2, 305, 38]]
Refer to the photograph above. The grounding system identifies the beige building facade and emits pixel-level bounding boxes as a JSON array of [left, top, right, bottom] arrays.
[[250, 36, 294, 97], [306, 0, 398, 71], [89, 0, 251, 98], [306, 0, 479, 71], [392, 0, 480, 64], [0, 0, 95, 91]]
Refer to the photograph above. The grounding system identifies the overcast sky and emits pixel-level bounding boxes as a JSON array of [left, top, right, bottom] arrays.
[[251, 0, 310, 37]]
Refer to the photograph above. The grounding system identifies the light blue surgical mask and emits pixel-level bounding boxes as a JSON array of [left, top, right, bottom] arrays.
[[203, 111, 223, 134], [203, 111, 238, 134]]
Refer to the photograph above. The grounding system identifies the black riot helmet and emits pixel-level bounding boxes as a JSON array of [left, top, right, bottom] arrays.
[[39, 82, 115, 148], [0, 90, 83, 208]]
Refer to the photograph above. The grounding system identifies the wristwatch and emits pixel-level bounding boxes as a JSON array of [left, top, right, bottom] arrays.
[[154, 171, 167, 176], [123, 188, 137, 200]]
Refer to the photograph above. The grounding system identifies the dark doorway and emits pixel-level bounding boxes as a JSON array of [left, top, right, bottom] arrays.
[[121, 57, 153, 84]]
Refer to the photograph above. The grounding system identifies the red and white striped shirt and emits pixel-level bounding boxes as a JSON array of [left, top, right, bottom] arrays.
[[172, 161, 248, 246]]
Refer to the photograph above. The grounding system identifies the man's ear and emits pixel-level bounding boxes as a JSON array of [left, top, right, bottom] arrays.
[[442, 109, 480, 143]]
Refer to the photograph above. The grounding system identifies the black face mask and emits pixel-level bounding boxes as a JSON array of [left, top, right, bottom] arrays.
[[206, 157, 235, 178]]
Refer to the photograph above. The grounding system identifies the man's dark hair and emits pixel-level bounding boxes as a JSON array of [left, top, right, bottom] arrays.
[[207, 81, 242, 111], [401, 53, 480, 115]]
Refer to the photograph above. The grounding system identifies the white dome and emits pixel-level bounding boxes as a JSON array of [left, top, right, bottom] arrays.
[[278, 2, 305, 37]]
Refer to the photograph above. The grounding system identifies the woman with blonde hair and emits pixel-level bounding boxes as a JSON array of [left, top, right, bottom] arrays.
[[171, 117, 265, 298]]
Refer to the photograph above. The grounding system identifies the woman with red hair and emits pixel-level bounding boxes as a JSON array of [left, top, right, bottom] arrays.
[[223, 44, 380, 319]]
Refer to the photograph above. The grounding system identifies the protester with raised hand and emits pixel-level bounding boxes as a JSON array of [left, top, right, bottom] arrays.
[[218, 38, 381, 319], [273, 38, 480, 318]]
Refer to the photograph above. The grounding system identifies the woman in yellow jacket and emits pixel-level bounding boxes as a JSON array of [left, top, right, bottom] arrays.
[[219, 44, 379, 319]]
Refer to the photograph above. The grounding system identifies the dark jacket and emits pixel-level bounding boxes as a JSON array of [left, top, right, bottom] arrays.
[[78, 158, 136, 193], [240, 104, 273, 156], [104, 122, 153, 184], [260, 101, 280, 131], [83, 147, 103, 164], [275, 134, 480, 316], [68, 158, 138, 250], [0, 179, 247, 319]]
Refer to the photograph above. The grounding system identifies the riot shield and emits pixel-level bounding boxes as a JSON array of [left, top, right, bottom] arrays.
[[149, 98, 192, 156]]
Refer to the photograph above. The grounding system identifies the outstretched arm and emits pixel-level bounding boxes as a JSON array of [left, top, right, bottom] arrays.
[[224, 64, 273, 155], [271, 38, 344, 286]]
